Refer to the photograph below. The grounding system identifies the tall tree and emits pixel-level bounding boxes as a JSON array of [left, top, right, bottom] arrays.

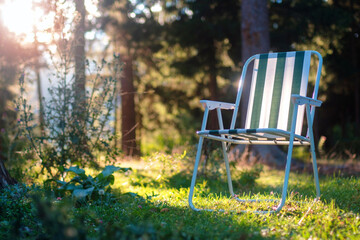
[[73, 0, 87, 125], [120, 56, 137, 155], [241, 0, 270, 61], [99, 0, 163, 156], [240, 0, 270, 126], [33, 26, 45, 134], [234, 0, 292, 167]]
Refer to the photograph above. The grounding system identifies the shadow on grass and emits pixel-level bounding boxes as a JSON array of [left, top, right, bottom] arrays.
[[0, 186, 273, 239], [161, 170, 360, 214], [127, 164, 360, 214], [109, 192, 275, 240]]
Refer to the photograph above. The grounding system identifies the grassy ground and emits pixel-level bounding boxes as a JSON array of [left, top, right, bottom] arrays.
[[1, 152, 360, 239]]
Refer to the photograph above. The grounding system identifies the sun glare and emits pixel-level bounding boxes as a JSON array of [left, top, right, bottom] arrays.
[[0, 0, 100, 44], [1, 0, 34, 34], [0, 0, 52, 42]]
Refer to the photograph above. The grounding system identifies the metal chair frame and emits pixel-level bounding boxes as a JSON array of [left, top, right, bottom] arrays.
[[188, 51, 323, 213]]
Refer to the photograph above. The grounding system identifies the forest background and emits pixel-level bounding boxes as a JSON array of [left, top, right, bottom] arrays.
[[0, 0, 359, 183]]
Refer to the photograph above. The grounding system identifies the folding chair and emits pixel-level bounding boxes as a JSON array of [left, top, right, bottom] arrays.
[[189, 50, 323, 213]]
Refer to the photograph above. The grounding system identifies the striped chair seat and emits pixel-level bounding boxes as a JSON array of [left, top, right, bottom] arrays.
[[188, 50, 323, 214], [197, 128, 310, 145]]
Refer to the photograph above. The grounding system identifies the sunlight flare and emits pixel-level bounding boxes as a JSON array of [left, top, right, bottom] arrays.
[[0, 0, 53, 43], [0, 0, 100, 43]]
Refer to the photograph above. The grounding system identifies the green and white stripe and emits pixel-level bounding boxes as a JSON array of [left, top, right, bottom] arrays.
[[245, 51, 311, 135]]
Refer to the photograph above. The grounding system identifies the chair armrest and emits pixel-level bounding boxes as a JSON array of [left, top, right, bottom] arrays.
[[200, 100, 236, 110], [291, 94, 322, 107]]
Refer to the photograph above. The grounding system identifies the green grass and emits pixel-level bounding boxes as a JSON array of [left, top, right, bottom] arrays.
[[1, 152, 360, 239]]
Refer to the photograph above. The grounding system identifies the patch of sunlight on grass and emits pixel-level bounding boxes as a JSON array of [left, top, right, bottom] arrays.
[[7, 152, 360, 239], [58, 154, 360, 239], [107, 155, 360, 239]]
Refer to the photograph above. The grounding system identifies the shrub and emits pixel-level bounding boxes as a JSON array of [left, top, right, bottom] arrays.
[[15, 55, 121, 179]]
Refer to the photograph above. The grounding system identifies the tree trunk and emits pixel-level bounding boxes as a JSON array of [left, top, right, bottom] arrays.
[[236, 0, 288, 168], [114, 72, 121, 149], [0, 140, 17, 188], [73, 0, 86, 122], [33, 29, 45, 135], [241, 0, 270, 61], [240, 0, 270, 126], [0, 159, 16, 188], [35, 68, 44, 132], [121, 56, 139, 156], [72, 0, 88, 157]]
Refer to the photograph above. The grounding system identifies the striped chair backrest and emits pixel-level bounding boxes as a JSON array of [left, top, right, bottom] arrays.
[[244, 51, 312, 135]]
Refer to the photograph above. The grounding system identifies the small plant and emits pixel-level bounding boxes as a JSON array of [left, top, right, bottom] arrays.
[[238, 165, 263, 187], [53, 165, 131, 202]]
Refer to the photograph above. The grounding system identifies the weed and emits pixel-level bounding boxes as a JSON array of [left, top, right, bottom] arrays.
[[49, 165, 131, 204]]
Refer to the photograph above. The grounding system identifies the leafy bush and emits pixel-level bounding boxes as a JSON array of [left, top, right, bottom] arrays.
[[0, 184, 42, 239], [15, 55, 121, 179], [53, 165, 130, 202], [0, 184, 31, 220]]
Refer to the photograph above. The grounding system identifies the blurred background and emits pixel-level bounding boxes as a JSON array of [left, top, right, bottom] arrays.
[[0, 0, 359, 179]]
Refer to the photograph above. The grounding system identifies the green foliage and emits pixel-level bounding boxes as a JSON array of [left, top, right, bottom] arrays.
[[327, 123, 360, 159], [143, 151, 186, 174], [2, 0, 360, 165], [322, 176, 360, 213], [0, 184, 40, 239], [0, 184, 32, 221], [15, 55, 121, 179], [238, 165, 263, 188], [129, 151, 187, 188], [32, 193, 87, 240], [53, 165, 131, 202], [166, 0, 241, 75], [0, 130, 33, 181], [270, 0, 360, 157], [1, 154, 360, 239], [199, 144, 226, 179], [292, 146, 311, 162]]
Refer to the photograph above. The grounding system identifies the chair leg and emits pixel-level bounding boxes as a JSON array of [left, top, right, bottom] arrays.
[[274, 103, 299, 212], [274, 139, 295, 212], [306, 105, 321, 198], [221, 142, 235, 196], [216, 108, 235, 196], [310, 141, 321, 198], [188, 136, 205, 211]]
